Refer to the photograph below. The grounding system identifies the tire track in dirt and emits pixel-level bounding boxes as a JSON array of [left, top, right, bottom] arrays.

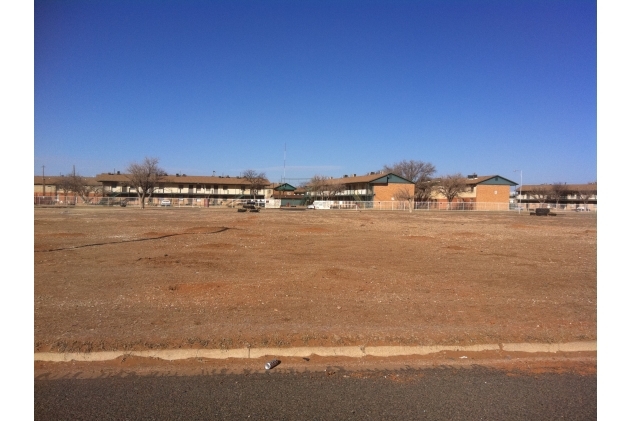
[[35, 227, 233, 253]]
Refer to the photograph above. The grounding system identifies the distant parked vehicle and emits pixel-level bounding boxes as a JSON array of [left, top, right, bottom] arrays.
[[160, 199, 171, 207], [575, 206, 586, 212], [307, 204, 315, 209]]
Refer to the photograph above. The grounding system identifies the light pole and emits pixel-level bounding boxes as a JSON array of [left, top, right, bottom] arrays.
[[514, 170, 522, 214]]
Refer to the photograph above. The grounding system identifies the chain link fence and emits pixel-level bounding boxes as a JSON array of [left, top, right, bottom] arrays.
[[34, 196, 596, 212], [34, 196, 265, 208]]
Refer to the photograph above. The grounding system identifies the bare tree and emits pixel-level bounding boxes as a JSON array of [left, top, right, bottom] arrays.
[[530, 185, 550, 207], [242, 170, 267, 200], [576, 183, 597, 206], [307, 175, 329, 201], [549, 182, 567, 208], [394, 187, 415, 213], [416, 179, 439, 202], [325, 181, 346, 200], [435, 173, 467, 209], [383, 160, 436, 183], [383, 159, 437, 202], [126, 157, 166, 209], [54, 177, 73, 200], [55, 173, 102, 204]]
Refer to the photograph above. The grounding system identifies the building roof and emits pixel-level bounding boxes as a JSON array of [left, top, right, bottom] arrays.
[[273, 183, 297, 191], [95, 173, 271, 186], [520, 183, 597, 192], [463, 175, 518, 186], [323, 172, 414, 185], [34, 176, 101, 186]]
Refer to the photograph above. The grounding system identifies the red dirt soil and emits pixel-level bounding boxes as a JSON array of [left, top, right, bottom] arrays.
[[34, 207, 596, 362]]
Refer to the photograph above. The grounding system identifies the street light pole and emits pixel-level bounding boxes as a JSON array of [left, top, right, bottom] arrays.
[[514, 170, 522, 214]]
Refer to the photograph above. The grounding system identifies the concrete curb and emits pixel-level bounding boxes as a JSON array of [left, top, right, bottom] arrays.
[[34, 341, 596, 363], [501, 341, 597, 353]]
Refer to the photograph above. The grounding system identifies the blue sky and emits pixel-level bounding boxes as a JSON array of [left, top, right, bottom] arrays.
[[34, 0, 596, 185]]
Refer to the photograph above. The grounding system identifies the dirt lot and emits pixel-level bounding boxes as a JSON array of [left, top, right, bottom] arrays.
[[34, 207, 596, 356]]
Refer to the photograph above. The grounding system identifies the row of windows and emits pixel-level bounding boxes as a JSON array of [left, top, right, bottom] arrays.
[[107, 184, 262, 192]]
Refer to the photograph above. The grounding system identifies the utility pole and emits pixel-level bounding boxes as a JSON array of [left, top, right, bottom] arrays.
[[42, 165, 45, 198]]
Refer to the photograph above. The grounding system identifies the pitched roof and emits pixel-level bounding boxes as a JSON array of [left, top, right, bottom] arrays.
[[323, 172, 414, 185], [463, 175, 518, 186], [520, 183, 597, 192], [273, 183, 297, 191], [34, 176, 101, 186], [95, 173, 270, 186]]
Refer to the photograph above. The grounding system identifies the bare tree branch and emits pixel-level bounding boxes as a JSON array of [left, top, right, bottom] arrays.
[[435, 173, 467, 209], [530, 185, 550, 205], [415, 180, 439, 202], [54, 177, 73, 197], [241, 170, 268, 200], [55, 173, 102, 203], [549, 182, 567, 208], [394, 187, 415, 213], [383, 159, 437, 201], [126, 157, 166, 209], [575, 184, 597, 206], [306, 175, 329, 201], [325, 181, 346, 200], [383, 160, 435, 183]]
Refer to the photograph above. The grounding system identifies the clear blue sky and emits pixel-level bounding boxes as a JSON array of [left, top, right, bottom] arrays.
[[34, 0, 596, 185]]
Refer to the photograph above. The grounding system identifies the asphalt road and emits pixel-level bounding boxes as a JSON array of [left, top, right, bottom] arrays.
[[35, 366, 596, 420]]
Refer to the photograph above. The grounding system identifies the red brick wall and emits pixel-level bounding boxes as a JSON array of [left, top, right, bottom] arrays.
[[373, 183, 414, 201], [475, 185, 511, 203]]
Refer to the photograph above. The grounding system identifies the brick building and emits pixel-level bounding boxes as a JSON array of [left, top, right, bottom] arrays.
[[431, 174, 518, 210], [94, 172, 273, 201], [304, 172, 415, 203], [517, 182, 597, 210]]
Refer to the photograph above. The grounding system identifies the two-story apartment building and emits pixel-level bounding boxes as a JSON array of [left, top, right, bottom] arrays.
[[304, 172, 415, 203], [95, 173, 273, 202], [34, 175, 102, 204], [516, 183, 597, 210], [430, 174, 518, 210]]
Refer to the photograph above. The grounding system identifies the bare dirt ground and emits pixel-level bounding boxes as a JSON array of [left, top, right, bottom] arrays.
[[34, 207, 596, 374]]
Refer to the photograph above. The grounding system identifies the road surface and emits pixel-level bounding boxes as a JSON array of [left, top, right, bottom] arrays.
[[35, 366, 595, 420]]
